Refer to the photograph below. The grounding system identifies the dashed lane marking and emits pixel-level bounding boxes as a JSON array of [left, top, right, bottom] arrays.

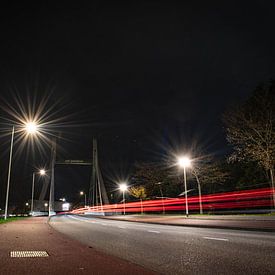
[[203, 237, 229, 241], [68, 215, 95, 223], [147, 230, 160, 234]]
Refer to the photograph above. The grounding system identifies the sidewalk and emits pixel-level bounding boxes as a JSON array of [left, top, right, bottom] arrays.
[[0, 217, 156, 275], [99, 214, 275, 232]]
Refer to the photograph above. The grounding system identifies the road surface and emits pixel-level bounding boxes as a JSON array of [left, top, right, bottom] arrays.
[[0, 217, 155, 275], [50, 214, 275, 274]]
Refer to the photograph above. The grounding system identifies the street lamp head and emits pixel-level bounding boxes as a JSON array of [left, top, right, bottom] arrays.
[[177, 156, 192, 168], [25, 121, 38, 134], [80, 191, 84, 195], [44, 203, 48, 207], [119, 183, 128, 192], [25, 202, 29, 206], [39, 169, 46, 176]]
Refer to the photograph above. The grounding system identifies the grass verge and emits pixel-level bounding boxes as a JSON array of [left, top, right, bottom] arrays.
[[0, 217, 28, 224]]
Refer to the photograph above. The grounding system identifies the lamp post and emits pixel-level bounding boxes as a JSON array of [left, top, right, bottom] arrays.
[[4, 121, 39, 220], [178, 156, 192, 217], [44, 203, 48, 212], [25, 202, 29, 214], [31, 169, 46, 214], [119, 183, 128, 215], [80, 191, 87, 207]]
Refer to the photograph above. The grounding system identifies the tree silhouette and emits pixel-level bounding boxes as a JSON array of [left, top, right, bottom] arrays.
[[223, 81, 275, 207]]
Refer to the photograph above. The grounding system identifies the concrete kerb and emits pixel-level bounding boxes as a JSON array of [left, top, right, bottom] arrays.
[[85, 215, 275, 233]]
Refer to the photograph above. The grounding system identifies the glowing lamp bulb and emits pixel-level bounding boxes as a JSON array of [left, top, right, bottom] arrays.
[[178, 156, 191, 168], [39, 169, 46, 175], [25, 122, 38, 134], [119, 183, 128, 192]]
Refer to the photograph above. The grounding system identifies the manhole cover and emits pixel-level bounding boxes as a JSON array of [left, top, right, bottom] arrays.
[[10, 251, 49, 258]]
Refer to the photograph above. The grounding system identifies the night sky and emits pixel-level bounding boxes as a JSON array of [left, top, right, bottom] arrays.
[[0, 2, 275, 206]]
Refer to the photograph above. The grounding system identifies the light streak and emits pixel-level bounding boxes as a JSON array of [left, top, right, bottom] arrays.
[[71, 187, 274, 215]]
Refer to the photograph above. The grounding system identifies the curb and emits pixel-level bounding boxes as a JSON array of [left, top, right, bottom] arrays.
[[93, 216, 275, 233]]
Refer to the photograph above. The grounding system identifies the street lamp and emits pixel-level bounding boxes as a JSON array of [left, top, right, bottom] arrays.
[[39, 169, 46, 176], [25, 202, 29, 215], [4, 121, 39, 220], [44, 203, 48, 212], [25, 122, 38, 134], [119, 183, 128, 215], [31, 169, 46, 214], [177, 156, 192, 217], [80, 191, 87, 207]]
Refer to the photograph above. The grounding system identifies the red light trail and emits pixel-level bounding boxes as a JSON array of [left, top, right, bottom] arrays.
[[71, 187, 274, 215]]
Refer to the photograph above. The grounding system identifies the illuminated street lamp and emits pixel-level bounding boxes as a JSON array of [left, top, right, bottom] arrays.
[[4, 121, 39, 220], [80, 191, 87, 207], [39, 169, 46, 176], [31, 169, 46, 214], [25, 202, 29, 215], [119, 183, 128, 215], [44, 202, 48, 212], [25, 122, 38, 134], [177, 156, 192, 217]]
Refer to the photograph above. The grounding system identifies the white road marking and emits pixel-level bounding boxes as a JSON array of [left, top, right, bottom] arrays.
[[147, 230, 160, 234], [118, 226, 126, 229], [203, 237, 229, 241], [101, 223, 107, 226], [68, 215, 94, 223]]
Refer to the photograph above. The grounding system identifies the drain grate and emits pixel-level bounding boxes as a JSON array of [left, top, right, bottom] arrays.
[[11, 251, 49, 258]]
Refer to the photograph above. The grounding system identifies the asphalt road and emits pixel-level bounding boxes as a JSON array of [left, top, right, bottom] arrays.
[[50, 215, 275, 275], [0, 217, 155, 275]]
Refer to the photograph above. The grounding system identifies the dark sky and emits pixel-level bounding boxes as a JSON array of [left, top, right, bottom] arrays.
[[0, 1, 274, 206]]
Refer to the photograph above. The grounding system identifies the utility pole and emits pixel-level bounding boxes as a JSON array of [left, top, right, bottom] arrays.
[[49, 138, 56, 217]]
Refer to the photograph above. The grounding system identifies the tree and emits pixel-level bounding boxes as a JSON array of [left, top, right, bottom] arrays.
[[223, 81, 275, 207], [132, 162, 181, 198], [129, 185, 147, 214], [191, 157, 229, 214], [225, 160, 269, 190]]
